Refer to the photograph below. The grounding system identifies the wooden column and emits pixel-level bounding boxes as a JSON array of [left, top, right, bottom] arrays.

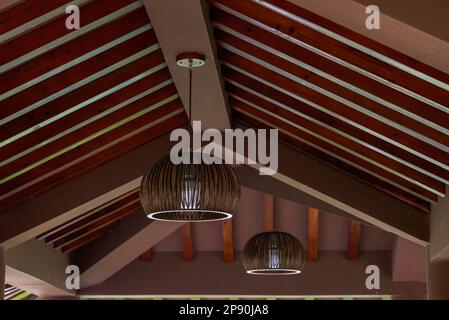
[[182, 223, 193, 261], [139, 248, 153, 262], [307, 208, 319, 262], [223, 220, 234, 262], [264, 194, 274, 231], [0, 247, 5, 300]]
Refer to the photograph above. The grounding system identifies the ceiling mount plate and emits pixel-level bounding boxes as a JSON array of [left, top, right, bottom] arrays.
[[176, 52, 206, 68]]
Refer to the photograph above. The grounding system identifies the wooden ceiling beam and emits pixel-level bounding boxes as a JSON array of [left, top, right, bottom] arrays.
[[182, 223, 194, 261], [0, 29, 160, 125], [347, 220, 362, 261], [307, 207, 319, 262], [212, 0, 449, 110], [0, 55, 169, 164], [52, 200, 141, 250], [233, 112, 431, 213], [211, 6, 449, 145], [0, 100, 183, 201], [229, 94, 440, 202], [41, 191, 140, 243], [0, 0, 138, 68], [0, 7, 150, 97], [218, 46, 449, 186], [0, 113, 186, 217], [0, 84, 178, 182]]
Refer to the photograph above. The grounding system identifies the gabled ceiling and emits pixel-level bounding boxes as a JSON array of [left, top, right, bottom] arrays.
[[210, 0, 449, 213], [0, 0, 187, 212]]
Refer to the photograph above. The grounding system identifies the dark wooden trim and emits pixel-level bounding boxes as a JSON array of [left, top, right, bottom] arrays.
[[307, 207, 319, 262], [223, 219, 234, 262], [347, 220, 362, 261]]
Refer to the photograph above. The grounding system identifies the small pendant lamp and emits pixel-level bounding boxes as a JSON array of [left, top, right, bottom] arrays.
[[140, 53, 241, 222], [243, 198, 305, 275]]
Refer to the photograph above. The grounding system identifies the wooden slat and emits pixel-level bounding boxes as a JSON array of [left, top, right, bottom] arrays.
[[0, 84, 178, 180], [0, 0, 137, 66], [307, 207, 319, 262], [0, 0, 69, 36], [264, 193, 274, 231], [347, 220, 362, 261], [53, 200, 140, 249], [182, 223, 194, 261], [0, 29, 159, 124], [228, 87, 442, 201], [209, 13, 449, 147], [263, 0, 449, 88], [223, 219, 234, 262], [218, 45, 449, 185], [60, 223, 117, 253], [0, 8, 150, 96], [233, 110, 431, 212], [213, 0, 449, 110], [0, 100, 182, 198], [41, 191, 139, 242], [0, 111, 187, 211], [0, 54, 168, 163], [139, 249, 153, 262]]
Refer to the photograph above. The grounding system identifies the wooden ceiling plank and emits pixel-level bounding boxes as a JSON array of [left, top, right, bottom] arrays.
[[61, 226, 114, 254], [231, 105, 438, 204], [0, 54, 167, 164], [0, 100, 183, 198], [0, 111, 187, 211], [223, 219, 234, 262], [53, 200, 140, 249], [0, 8, 151, 98], [44, 192, 140, 243], [347, 220, 362, 261], [222, 65, 449, 188], [210, 13, 449, 147], [227, 89, 444, 200], [0, 84, 178, 180], [233, 113, 431, 213], [182, 223, 194, 261], [262, 0, 449, 90], [218, 46, 449, 180], [212, 0, 449, 112], [0, 0, 73, 39], [264, 194, 274, 231], [307, 207, 319, 262], [0, 30, 159, 125], [0, 0, 139, 70]]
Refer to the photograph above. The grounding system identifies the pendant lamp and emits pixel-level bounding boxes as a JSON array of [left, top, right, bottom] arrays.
[[140, 53, 241, 222], [243, 198, 305, 274]]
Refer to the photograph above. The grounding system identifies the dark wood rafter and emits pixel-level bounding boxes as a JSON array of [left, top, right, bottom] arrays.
[[307, 207, 319, 262], [210, 6, 449, 145], [347, 220, 362, 261], [230, 96, 440, 202], [0, 0, 137, 67], [218, 46, 449, 188], [212, 0, 449, 108], [232, 111, 431, 213], [0, 112, 187, 211]]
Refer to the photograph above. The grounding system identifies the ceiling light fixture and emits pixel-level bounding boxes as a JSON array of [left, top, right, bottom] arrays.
[[140, 53, 241, 222]]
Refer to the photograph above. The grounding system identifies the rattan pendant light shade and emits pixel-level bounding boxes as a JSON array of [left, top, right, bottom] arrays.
[[140, 53, 241, 222], [243, 231, 305, 275], [140, 155, 240, 221]]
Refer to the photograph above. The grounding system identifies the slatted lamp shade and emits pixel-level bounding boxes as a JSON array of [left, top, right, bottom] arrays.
[[243, 231, 305, 275], [140, 155, 240, 222]]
